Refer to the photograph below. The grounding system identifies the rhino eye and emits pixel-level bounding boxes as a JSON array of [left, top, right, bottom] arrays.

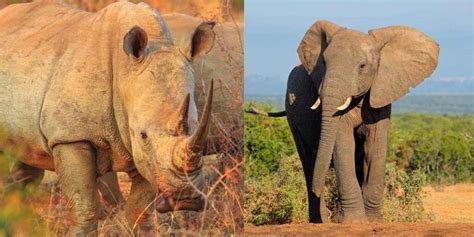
[[140, 131, 148, 139]]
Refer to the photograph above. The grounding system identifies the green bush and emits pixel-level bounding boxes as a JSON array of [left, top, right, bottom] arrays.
[[244, 154, 307, 225], [244, 103, 295, 177], [389, 114, 473, 184], [382, 162, 427, 222]]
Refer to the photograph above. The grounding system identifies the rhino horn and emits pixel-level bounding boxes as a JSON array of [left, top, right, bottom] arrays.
[[180, 80, 213, 172]]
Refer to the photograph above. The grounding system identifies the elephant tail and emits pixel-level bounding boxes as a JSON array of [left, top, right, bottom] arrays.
[[245, 103, 286, 117]]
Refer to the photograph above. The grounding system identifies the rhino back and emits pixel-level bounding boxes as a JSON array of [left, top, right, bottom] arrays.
[[0, 2, 94, 151]]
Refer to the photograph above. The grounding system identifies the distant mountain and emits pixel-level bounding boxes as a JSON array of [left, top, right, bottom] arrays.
[[246, 94, 474, 115], [244, 74, 287, 97], [245, 75, 474, 98], [410, 77, 474, 94]]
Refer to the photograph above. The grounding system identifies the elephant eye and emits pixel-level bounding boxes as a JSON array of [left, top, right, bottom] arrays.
[[140, 131, 148, 139], [359, 64, 366, 69]]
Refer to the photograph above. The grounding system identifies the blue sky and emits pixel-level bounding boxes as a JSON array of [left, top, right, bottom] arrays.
[[245, 0, 473, 95]]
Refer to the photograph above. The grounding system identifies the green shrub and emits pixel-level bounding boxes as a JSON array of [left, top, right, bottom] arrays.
[[382, 162, 427, 222], [244, 103, 295, 177], [389, 114, 473, 184], [244, 154, 307, 225]]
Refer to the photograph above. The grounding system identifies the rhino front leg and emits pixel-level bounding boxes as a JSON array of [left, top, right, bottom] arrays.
[[125, 173, 156, 236], [53, 142, 100, 236]]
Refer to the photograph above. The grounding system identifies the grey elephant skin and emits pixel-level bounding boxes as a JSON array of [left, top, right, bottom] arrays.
[[0, 2, 216, 235], [248, 20, 439, 223]]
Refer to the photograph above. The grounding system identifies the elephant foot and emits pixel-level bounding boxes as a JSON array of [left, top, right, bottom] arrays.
[[338, 210, 367, 224], [366, 211, 384, 223]]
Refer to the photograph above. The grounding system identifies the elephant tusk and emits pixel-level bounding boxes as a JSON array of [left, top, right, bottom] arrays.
[[310, 98, 321, 110], [336, 97, 352, 111]]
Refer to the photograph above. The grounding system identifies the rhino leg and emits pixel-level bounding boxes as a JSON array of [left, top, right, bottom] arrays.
[[97, 172, 125, 208], [125, 173, 156, 236], [10, 161, 44, 187], [53, 142, 100, 236]]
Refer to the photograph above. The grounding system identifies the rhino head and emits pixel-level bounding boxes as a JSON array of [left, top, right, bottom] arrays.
[[115, 14, 216, 212]]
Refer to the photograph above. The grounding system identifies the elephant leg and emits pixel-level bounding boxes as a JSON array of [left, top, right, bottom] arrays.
[[362, 118, 390, 223], [53, 142, 100, 235], [287, 117, 328, 223], [97, 172, 125, 208], [10, 161, 44, 187], [354, 125, 367, 187], [125, 172, 156, 236], [333, 122, 366, 223]]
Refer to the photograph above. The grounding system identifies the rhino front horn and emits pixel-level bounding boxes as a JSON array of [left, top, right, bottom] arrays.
[[182, 80, 214, 172]]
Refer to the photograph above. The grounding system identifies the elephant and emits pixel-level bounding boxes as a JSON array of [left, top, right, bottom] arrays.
[[0, 2, 216, 235], [247, 20, 439, 223]]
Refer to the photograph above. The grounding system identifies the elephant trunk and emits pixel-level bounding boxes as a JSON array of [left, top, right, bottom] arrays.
[[311, 71, 347, 197]]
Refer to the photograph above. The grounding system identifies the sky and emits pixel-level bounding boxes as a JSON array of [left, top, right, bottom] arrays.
[[244, 0, 473, 96]]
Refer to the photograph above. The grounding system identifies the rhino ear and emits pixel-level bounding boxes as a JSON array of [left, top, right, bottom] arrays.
[[123, 26, 148, 60], [297, 20, 341, 75], [369, 26, 439, 108], [190, 21, 216, 58]]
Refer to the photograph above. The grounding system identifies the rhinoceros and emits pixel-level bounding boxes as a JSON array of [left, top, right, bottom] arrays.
[[90, 13, 244, 221], [0, 2, 216, 235]]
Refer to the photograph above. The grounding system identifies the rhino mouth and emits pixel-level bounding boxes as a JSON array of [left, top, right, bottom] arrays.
[[155, 195, 205, 213]]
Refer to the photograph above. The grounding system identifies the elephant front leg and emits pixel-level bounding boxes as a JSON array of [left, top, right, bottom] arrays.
[[125, 172, 156, 236], [333, 123, 366, 223], [362, 118, 390, 223], [53, 142, 100, 235]]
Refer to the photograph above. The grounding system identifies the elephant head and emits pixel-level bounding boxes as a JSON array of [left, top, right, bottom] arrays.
[[297, 20, 439, 196]]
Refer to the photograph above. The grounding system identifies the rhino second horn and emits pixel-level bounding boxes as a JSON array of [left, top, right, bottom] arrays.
[[168, 94, 190, 136], [183, 80, 214, 172]]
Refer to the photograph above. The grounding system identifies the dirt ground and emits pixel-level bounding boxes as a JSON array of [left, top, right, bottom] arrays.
[[245, 183, 474, 236], [423, 183, 474, 223]]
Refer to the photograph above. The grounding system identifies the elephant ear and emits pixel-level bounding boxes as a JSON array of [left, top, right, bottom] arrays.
[[163, 14, 215, 60], [297, 20, 341, 75], [368, 26, 439, 108]]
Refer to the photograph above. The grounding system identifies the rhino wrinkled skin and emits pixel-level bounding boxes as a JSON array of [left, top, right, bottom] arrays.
[[0, 2, 215, 235]]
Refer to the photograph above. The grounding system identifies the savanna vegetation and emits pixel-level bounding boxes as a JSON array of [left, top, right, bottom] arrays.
[[244, 103, 473, 225]]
